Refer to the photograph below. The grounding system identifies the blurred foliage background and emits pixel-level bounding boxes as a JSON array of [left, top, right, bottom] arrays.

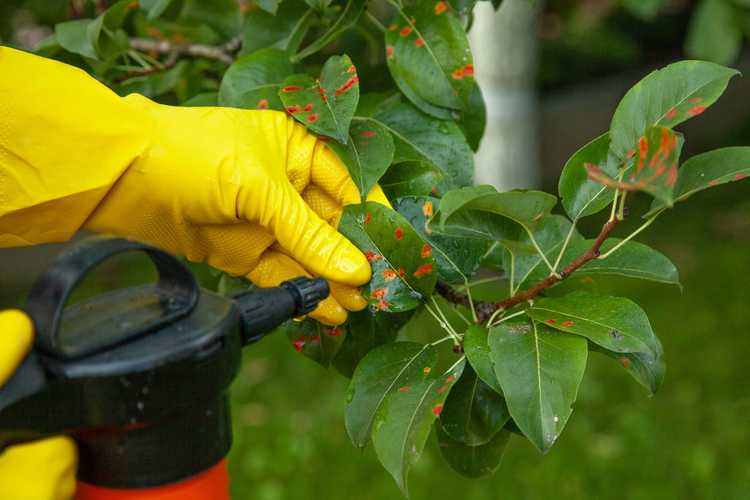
[[1, 1, 749, 499]]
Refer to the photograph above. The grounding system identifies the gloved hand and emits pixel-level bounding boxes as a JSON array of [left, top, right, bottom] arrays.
[[0, 310, 77, 500], [0, 47, 385, 325]]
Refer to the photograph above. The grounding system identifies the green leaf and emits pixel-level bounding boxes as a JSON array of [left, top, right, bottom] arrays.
[[339, 202, 438, 312], [440, 365, 510, 445], [463, 325, 503, 394], [609, 60, 739, 160], [257, 0, 282, 14], [293, 0, 365, 61], [380, 161, 443, 199], [435, 423, 510, 478], [489, 320, 588, 453], [437, 185, 558, 238], [117, 60, 190, 98], [558, 132, 617, 221], [646, 147, 750, 217], [622, 0, 665, 20], [685, 0, 743, 65], [394, 196, 488, 283], [327, 118, 395, 198], [520, 239, 680, 288], [527, 292, 661, 358], [333, 308, 415, 377], [372, 97, 474, 191], [218, 48, 294, 110], [240, 1, 315, 56], [179, 0, 243, 38], [282, 318, 346, 367], [372, 359, 465, 494], [279, 54, 359, 143], [55, 19, 99, 59], [385, 1, 473, 115], [591, 344, 665, 395], [458, 83, 487, 151], [140, 0, 174, 20], [345, 342, 438, 448], [587, 126, 683, 207], [181, 92, 218, 106]]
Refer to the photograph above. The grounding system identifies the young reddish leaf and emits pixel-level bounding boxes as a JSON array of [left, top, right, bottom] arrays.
[[385, 1, 473, 117], [339, 202, 438, 312], [219, 48, 293, 110], [278, 54, 359, 143], [435, 423, 510, 479]]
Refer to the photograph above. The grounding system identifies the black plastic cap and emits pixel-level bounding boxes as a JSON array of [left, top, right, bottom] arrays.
[[281, 278, 329, 316]]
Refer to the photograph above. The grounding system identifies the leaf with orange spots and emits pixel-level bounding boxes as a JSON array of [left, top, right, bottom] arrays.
[[528, 292, 662, 363], [345, 342, 437, 448], [435, 422, 510, 479], [646, 146, 750, 217], [218, 48, 293, 110], [609, 60, 739, 160], [326, 117, 394, 198], [384, 0, 474, 117], [371, 359, 465, 494], [280, 318, 347, 367], [489, 320, 588, 453], [278, 54, 359, 143], [339, 202, 438, 312], [590, 344, 665, 395]]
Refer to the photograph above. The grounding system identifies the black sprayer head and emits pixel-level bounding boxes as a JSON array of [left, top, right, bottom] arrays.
[[0, 236, 329, 488]]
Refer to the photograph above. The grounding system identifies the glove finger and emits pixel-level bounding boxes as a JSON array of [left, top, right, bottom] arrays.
[[309, 142, 361, 206], [329, 281, 368, 312], [0, 310, 34, 385], [247, 250, 347, 326], [196, 222, 275, 276], [366, 184, 392, 208], [0, 436, 77, 500], [303, 184, 393, 229], [240, 183, 370, 286]]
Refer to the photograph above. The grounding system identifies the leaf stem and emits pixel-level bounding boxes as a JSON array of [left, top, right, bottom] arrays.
[[525, 228, 557, 277], [488, 309, 527, 328], [509, 252, 516, 295], [464, 278, 479, 323], [485, 307, 505, 328], [617, 190, 629, 220], [598, 210, 662, 260]]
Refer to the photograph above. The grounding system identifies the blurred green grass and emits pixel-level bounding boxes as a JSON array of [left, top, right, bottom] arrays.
[[228, 181, 750, 500]]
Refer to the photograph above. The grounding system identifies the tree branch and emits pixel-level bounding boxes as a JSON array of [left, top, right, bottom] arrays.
[[437, 217, 622, 324], [128, 36, 242, 64]]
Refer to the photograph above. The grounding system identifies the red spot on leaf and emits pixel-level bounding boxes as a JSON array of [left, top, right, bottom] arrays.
[[334, 76, 359, 96], [734, 173, 747, 181], [435, 1, 448, 15], [375, 299, 389, 311], [415, 37, 425, 47], [463, 64, 474, 77], [303, 103, 313, 112], [364, 212, 372, 225], [347, 65, 356, 74], [360, 130, 376, 138], [708, 179, 720, 186], [318, 136, 330, 143], [451, 64, 474, 80], [446, 375, 455, 383], [306, 113, 319, 123], [690, 97, 703, 104], [398, 386, 410, 392], [257, 99, 269, 109], [620, 356, 631, 369], [432, 404, 444, 416], [665, 108, 678, 120], [386, 46, 394, 58], [414, 263, 433, 278], [371, 288, 387, 299], [365, 251, 382, 262], [422, 201, 433, 217], [382, 269, 397, 281], [399, 26, 413, 37], [421, 243, 432, 258], [398, 267, 406, 278], [423, 367, 432, 374], [282, 85, 303, 92], [626, 149, 636, 158], [293, 336, 306, 352], [561, 320, 575, 327], [327, 327, 342, 337], [689, 105, 706, 116], [395, 227, 404, 240], [286, 105, 302, 114], [545, 319, 557, 325]]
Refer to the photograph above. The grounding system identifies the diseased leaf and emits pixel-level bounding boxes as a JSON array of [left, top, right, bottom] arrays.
[[489, 320, 588, 453], [440, 365, 510, 445], [279, 54, 360, 143], [646, 147, 750, 216], [293, 0, 365, 61], [559, 133, 617, 220], [345, 342, 437, 448], [435, 423, 510, 478], [333, 309, 415, 377], [282, 318, 346, 367], [527, 292, 661, 358], [240, 0, 315, 56], [463, 325, 503, 394], [380, 161, 443, 199], [327, 118, 394, 198], [609, 60, 739, 160], [385, 0, 473, 116], [339, 202, 437, 312], [520, 238, 680, 288], [218, 48, 293, 110], [373, 97, 474, 191], [394, 196, 488, 283], [685, 0, 743, 65], [372, 359, 465, 494], [587, 126, 683, 207], [437, 185, 558, 238], [591, 344, 666, 395]]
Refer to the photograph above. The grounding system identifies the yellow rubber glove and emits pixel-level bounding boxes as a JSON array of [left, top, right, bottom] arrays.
[[0, 46, 385, 325], [0, 310, 77, 500]]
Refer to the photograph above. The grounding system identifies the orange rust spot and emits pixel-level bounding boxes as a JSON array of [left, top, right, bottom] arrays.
[[423, 367, 432, 374], [360, 130, 376, 138], [432, 404, 444, 416], [257, 99, 269, 109], [414, 263, 433, 278], [561, 320, 575, 327], [665, 108, 678, 120], [286, 105, 302, 114], [303, 103, 313, 112], [446, 375, 455, 383], [395, 227, 404, 240], [382, 269, 398, 281], [422, 201, 433, 217], [293, 336, 306, 352], [347, 65, 356, 74], [398, 386, 411, 392], [398, 267, 406, 278], [334, 76, 359, 97], [626, 149, 636, 158], [708, 179, 720, 186], [364, 212, 372, 225], [690, 97, 703, 103], [306, 113, 319, 123], [365, 251, 382, 262], [386, 46, 394, 58], [463, 64, 474, 77], [375, 299, 389, 311], [399, 26, 413, 37], [327, 327, 342, 337], [451, 64, 474, 80], [689, 105, 706, 116], [545, 319, 557, 325], [619, 356, 631, 369], [421, 243, 432, 258], [415, 37, 425, 47], [371, 288, 387, 299], [735, 173, 748, 181], [282, 85, 303, 92], [435, 1, 448, 15]]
